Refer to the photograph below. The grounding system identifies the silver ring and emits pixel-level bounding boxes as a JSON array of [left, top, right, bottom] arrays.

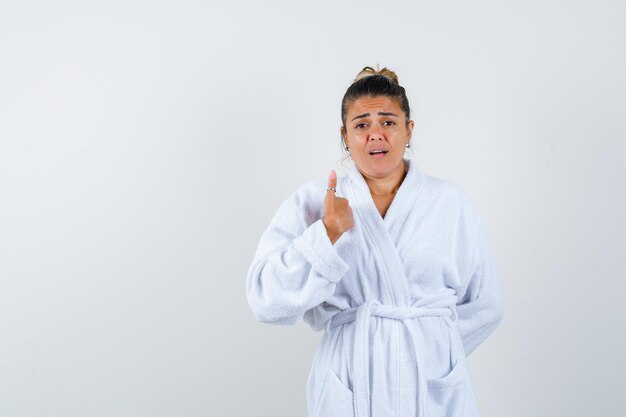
[[327, 187, 336, 192]]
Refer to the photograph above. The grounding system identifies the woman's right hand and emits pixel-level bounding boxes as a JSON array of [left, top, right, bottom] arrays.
[[323, 170, 354, 244]]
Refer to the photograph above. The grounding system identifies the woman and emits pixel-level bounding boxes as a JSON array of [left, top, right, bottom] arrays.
[[246, 66, 504, 417]]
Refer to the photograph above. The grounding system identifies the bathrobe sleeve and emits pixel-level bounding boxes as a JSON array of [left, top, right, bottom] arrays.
[[246, 196, 350, 325], [455, 214, 505, 356]]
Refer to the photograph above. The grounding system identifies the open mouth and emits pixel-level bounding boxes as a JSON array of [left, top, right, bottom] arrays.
[[369, 150, 388, 157]]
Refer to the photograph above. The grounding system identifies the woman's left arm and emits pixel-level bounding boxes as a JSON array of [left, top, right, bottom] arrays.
[[455, 215, 505, 356]]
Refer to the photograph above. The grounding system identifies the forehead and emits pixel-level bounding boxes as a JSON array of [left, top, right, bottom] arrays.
[[346, 96, 402, 116]]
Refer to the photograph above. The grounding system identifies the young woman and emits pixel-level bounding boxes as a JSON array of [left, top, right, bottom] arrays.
[[246, 66, 504, 417]]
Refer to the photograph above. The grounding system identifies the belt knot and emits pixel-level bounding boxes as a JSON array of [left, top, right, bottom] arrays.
[[327, 300, 455, 417]]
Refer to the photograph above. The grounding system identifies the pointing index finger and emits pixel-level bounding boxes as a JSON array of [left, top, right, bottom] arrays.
[[327, 170, 337, 191]]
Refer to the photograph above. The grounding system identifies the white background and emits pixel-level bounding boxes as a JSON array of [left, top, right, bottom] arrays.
[[1, 1, 624, 416]]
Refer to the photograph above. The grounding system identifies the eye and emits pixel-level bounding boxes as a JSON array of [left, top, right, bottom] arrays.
[[383, 120, 395, 126], [355, 123, 368, 129]]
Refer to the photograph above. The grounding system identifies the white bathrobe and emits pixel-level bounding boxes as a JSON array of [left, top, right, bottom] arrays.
[[246, 157, 504, 417]]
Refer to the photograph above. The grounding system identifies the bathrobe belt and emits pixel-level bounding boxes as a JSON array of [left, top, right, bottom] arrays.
[[328, 300, 457, 417]]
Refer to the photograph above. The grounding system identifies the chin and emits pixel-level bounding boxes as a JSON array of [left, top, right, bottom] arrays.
[[358, 157, 403, 178]]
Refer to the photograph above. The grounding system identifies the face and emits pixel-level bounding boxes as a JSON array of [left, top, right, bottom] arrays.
[[341, 96, 414, 180]]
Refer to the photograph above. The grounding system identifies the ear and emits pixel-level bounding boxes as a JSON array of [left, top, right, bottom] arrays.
[[340, 126, 347, 145], [406, 120, 415, 139]]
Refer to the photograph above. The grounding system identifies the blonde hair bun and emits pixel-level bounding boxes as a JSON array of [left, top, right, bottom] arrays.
[[353, 65, 399, 84]]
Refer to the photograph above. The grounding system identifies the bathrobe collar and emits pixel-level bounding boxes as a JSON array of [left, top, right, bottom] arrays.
[[346, 157, 426, 229], [345, 157, 428, 306]]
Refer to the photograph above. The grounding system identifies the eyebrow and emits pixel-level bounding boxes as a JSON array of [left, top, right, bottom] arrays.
[[351, 112, 400, 122]]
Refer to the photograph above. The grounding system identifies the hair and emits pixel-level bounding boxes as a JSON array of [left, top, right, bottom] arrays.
[[339, 65, 413, 164], [340, 66, 411, 129]]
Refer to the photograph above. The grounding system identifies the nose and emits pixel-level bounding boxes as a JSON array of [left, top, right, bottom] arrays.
[[368, 124, 384, 141]]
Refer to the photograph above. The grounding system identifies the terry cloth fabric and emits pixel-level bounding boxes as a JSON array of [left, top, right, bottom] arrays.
[[246, 157, 504, 417]]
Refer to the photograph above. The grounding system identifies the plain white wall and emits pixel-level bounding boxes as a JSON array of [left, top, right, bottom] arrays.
[[1, 0, 624, 416]]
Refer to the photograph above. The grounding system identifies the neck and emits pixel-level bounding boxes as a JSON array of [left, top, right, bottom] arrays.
[[362, 161, 407, 196]]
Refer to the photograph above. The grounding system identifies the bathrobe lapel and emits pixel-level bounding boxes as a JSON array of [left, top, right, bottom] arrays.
[[345, 158, 427, 308]]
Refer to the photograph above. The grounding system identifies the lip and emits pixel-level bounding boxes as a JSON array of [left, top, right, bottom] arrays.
[[368, 147, 389, 153], [369, 150, 388, 158], [368, 148, 389, 157]]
